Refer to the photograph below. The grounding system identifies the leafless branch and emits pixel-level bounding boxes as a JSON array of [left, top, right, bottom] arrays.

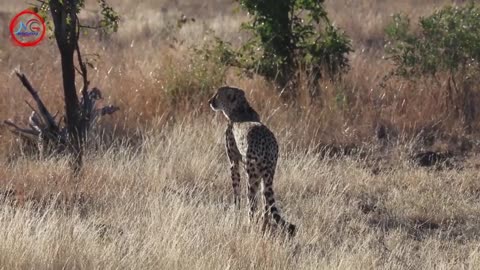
[[25, 101, 45, 127], [79, 24, 101, 30], [99, 105, 120, 116], [15, 71, 57, 131], [4, 120, 39, 137]]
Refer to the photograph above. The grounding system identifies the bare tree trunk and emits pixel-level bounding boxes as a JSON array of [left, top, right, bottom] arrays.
[[60, 48, 83, 171], [50, 0, 83, 171]]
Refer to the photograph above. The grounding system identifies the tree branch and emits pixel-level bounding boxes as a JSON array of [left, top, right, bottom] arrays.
[[15, 71, 58, 132], [4, 120, 40, 137], [24, 100, 46, 127], [99, 105, 120, 116], [79, 24, 101, 30]]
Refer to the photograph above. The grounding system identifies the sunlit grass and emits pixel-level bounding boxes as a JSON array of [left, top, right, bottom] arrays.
[[1, 0, 479, 269]]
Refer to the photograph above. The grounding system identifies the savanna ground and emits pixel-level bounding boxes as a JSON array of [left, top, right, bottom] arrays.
[[1, 0, 480, 269]]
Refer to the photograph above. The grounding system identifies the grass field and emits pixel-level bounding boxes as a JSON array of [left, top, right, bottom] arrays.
[[1, 0, 480, 269]]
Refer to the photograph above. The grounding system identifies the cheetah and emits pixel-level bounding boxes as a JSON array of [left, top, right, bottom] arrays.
[[209, 86, 296, 237]]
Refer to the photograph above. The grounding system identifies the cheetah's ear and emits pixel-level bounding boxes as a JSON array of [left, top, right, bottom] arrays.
[[232, 89, 245, 101], [228, 92, 237, 102]]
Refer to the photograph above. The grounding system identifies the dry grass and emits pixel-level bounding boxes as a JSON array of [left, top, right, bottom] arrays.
[[1, 117, 480, 269], [1, 0, 480, 269]]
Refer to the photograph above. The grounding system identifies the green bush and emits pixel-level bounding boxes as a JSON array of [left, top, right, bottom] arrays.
[[385, 4, 480, 77], [210, 0, 352, 96], [385, 4, 480, 132]]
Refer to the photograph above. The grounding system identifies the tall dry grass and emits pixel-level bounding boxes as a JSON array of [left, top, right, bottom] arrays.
[[1, 0, 480, 269], [1, 117, 480, 269]]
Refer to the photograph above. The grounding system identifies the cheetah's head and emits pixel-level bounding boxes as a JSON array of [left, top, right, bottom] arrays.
[[209, 86, 260, 122], [209, 86, 246, 111]]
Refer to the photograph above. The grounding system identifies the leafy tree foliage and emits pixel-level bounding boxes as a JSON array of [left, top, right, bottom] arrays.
[[210, 0, 352, 96]]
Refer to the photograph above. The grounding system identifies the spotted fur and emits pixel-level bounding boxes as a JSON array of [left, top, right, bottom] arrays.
[[209, 86, 296, 236]]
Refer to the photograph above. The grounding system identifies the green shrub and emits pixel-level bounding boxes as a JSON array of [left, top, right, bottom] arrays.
[[385, 4, 480, 132], [210, 0, 352, 96], [386, 4, 480, 77]]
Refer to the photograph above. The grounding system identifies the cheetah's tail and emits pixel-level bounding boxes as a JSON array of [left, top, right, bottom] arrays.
[[270, 207, 296, 237]]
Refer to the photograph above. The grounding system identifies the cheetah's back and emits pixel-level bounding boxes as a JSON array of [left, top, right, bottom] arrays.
[[232, 122, 278, 164]]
